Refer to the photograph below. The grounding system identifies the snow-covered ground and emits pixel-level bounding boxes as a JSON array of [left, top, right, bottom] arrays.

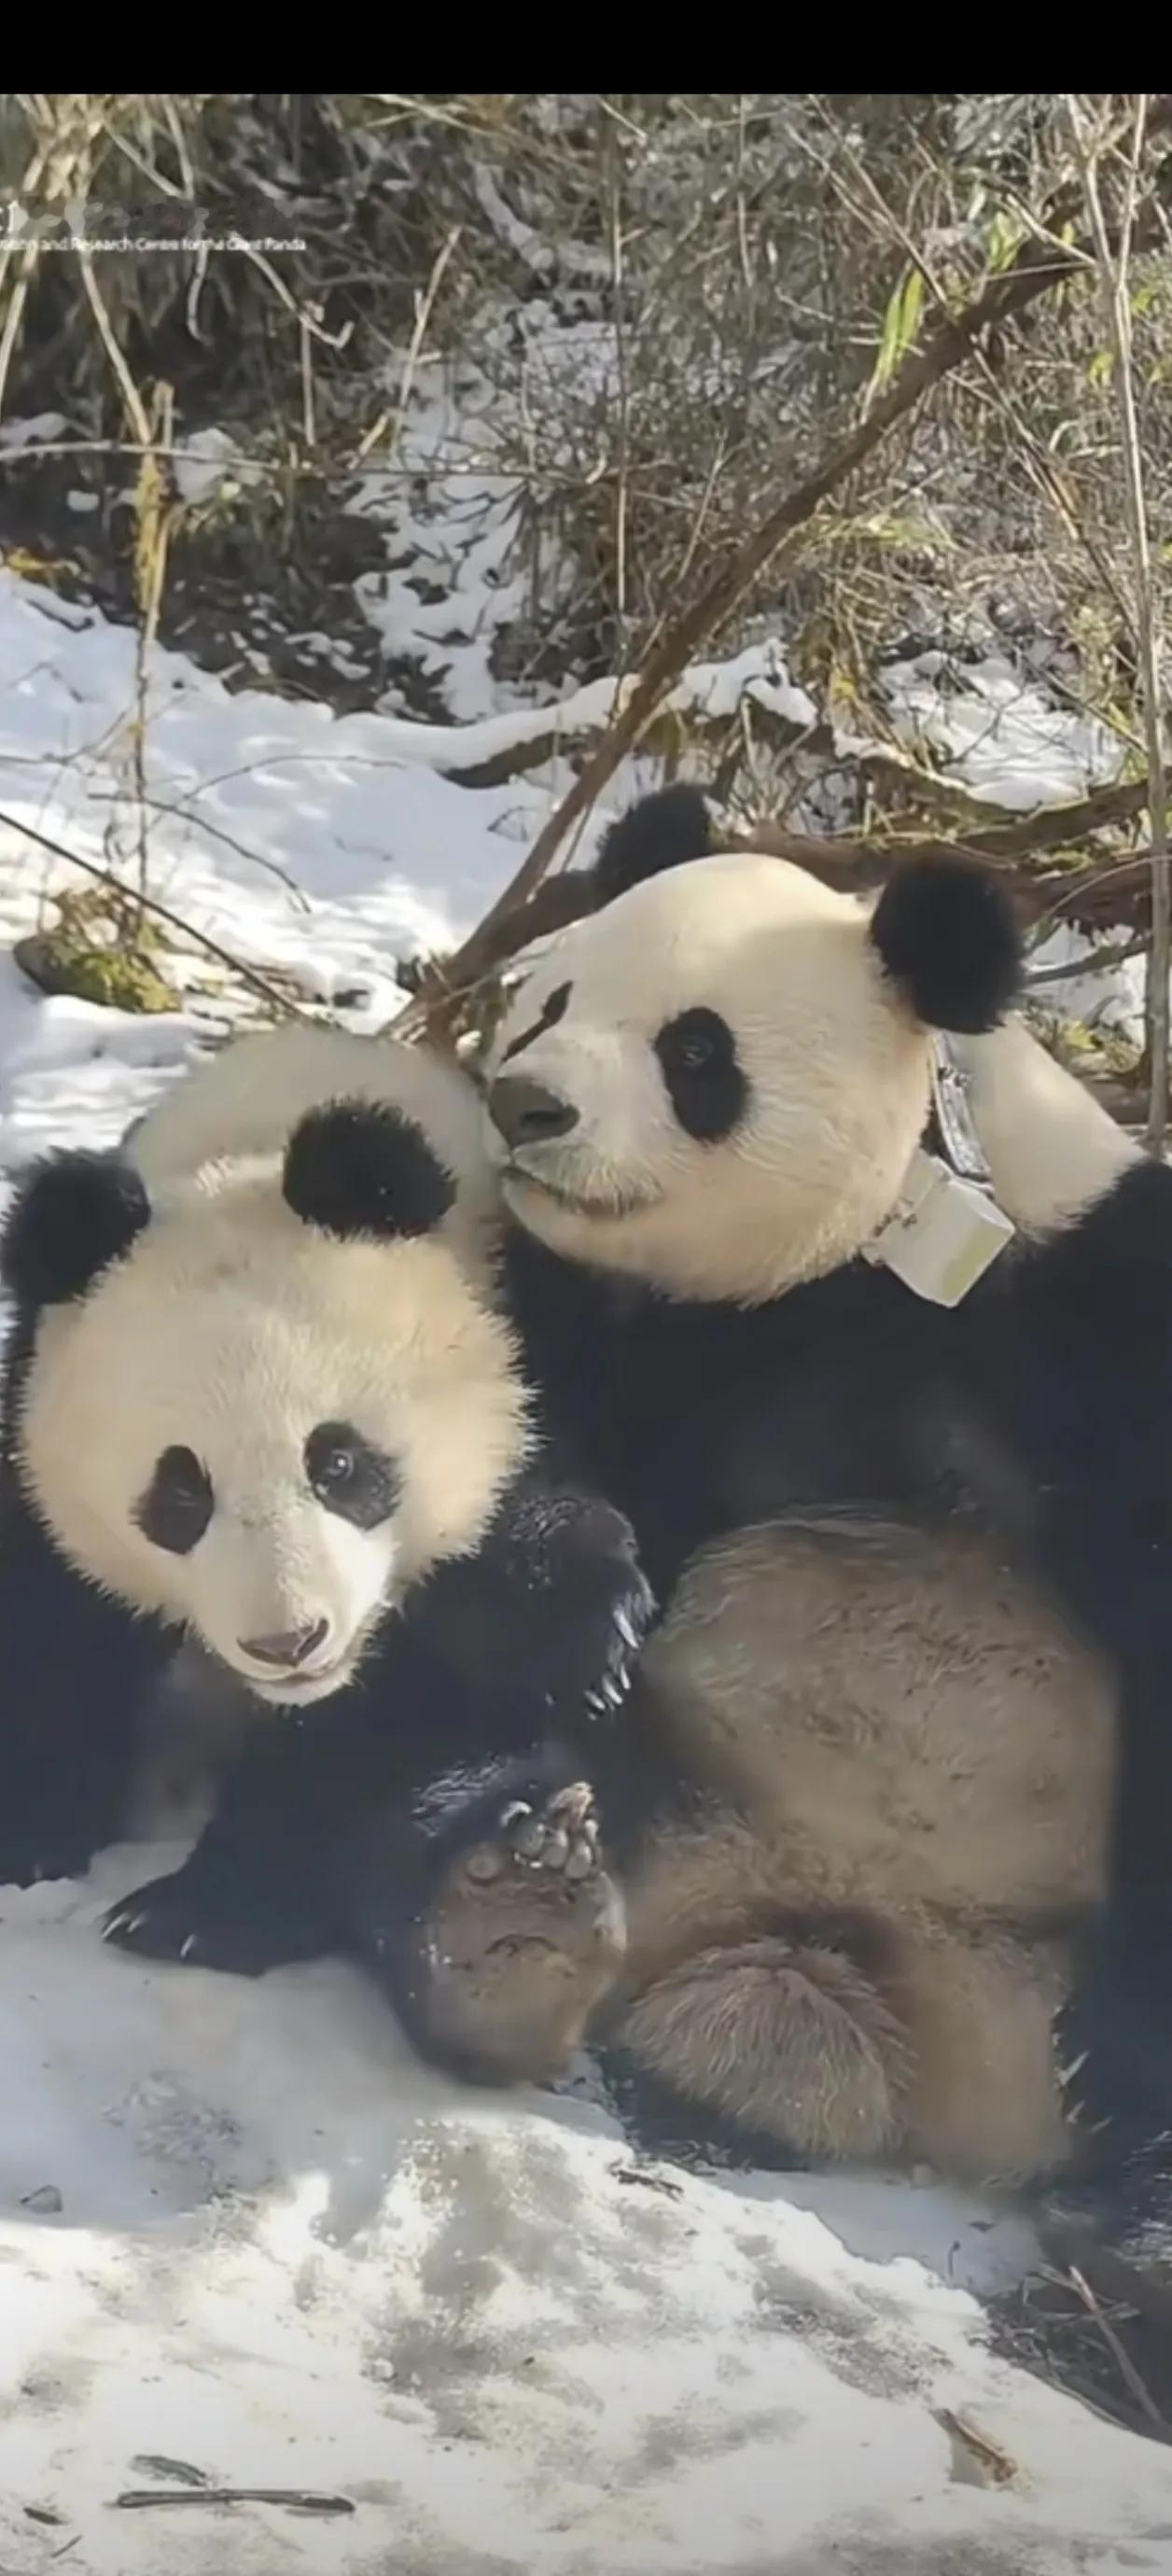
[[1, 566, 1170, 2573]]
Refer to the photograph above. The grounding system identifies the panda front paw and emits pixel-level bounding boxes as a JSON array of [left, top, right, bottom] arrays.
[[581, 1565, 654, 1718], [102, 1866, 330, 1977], [540, 1504, 652, 1718], [0, 1772, 120, 1892], [0, 1826, 102, 1893]]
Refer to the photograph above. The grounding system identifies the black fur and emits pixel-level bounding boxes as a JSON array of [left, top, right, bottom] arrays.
[[134, 1445, 214, 1555], [593, 784, 713, 908], [1, 1151, 149, 1308], [654, 1008, 746, 1142], [501, 1155, 1172, 2247], [870, 852, 1023, 1033], [304, 1422, 400, 1529], [96, 1471, 652, 2042], [283, 1099, 454, 1241]]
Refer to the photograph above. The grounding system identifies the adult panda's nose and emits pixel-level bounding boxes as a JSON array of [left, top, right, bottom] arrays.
[[488, 1074, 579, 1147], [239, 1616, 329, 1672]]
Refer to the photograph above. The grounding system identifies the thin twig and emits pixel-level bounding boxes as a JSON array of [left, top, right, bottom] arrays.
[[1067, 2263, 1168, 2432], [382, 225, 461, 475], [1025, 931, 1150, 987], [605, 111, 630, 633], [1073, 93, 1171, 1150], [299, 314, 316, 450], [114, 2486, 354, 2516], [85, 788, 312, 907], [0, 807, 302, 1019], [127, 379, 175, 917], [76, 252, 152, 448]]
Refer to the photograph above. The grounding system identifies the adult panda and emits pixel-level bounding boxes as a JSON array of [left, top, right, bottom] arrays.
[[407, 785, 1172, 2209], [0, 1024, 649, 2082]]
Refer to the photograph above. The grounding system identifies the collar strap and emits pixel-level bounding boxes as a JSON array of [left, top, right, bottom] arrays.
[[929, 1032, 992, 1187]]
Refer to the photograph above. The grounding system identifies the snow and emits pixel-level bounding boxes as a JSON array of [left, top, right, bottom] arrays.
[[5, 1851, 1172, 2576], [0, 412, 67, 453], [171, 427, 263, 508], [881, 651, 1125, 813], [0, 563, 1169, 2569]]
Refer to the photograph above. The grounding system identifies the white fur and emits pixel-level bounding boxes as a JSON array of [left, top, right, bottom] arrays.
[[946, 1017, 1137, 1230], [490, 853, 935, 1305], [133, 1025, 502, 1287], [22, 1037, 528, 1706]]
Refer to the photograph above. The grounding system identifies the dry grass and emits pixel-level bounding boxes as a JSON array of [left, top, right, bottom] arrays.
[[991, 2265, 1172, 2446]]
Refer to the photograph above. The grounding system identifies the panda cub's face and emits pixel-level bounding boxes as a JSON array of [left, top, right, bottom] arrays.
[[15, 1125, 529, 1706], [487, 853, 941, 1306]]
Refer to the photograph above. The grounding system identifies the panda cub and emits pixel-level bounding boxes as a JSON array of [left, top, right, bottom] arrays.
[[0, 1025, 648, 2082], [412, 786, 1172, 2196]]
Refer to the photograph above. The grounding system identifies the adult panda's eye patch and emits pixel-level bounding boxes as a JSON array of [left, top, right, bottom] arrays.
[[135, 1446, 214, 1554], [653, 1008, 746, 1141], [305, 1421, 401, 1529]]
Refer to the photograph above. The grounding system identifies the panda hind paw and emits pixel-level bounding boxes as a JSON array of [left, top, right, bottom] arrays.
[[403, 1783, 626, 2084]]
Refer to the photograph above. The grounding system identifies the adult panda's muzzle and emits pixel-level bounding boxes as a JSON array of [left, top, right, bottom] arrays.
[[487, 1075, 580, 1150]]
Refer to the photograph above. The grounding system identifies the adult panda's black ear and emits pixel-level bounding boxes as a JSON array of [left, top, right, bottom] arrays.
[[1, 1151, 151, 1308], [593, 784, 714, 908], [869, 853, 1022, 1034], [284, 1099, 455, 1242]]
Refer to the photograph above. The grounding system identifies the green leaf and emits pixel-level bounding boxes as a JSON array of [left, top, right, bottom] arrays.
[[871, 266, 925, 395], [985, 210, 1025, 273]]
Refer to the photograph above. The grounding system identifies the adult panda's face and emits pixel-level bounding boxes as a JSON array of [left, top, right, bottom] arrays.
[[11, 1110, 529, 1706], [487, 834, 1020, 1306]]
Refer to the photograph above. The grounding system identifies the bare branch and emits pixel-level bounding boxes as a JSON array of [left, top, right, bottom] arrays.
[[1071, 92, 1171, 1150]]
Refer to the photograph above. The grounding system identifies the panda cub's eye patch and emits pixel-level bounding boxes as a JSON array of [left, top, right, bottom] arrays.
[[135, 1446, 214, 1554], [654, 1007, 746, 1141], [305, 1421, 400, 1530]]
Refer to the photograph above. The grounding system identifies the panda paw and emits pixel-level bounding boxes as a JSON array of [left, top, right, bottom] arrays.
[[579, 1565, 655, 1720], [102, 1868, 328, 1977], [400, 1783, 626, 2084], [0, 1828, 101, 1892], [480, 1779, 606, 1880], [0, 1779, 119, 1891]]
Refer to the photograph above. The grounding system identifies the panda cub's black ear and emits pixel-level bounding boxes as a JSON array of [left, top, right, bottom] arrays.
[[593, 784, 714, 909], [283, 1099, 455, 1243], [1, 1150, 151, 1308], [870, 853, 1022, 1034]]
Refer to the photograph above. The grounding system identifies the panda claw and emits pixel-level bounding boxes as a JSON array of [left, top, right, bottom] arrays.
[[179, 1932, 198, 1961], [498, 1800, 533, 1831]]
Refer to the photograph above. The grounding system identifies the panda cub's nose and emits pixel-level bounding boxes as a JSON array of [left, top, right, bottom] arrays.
[[489, 1075, 579, 1147], [240, 1616, 329, 1672]]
